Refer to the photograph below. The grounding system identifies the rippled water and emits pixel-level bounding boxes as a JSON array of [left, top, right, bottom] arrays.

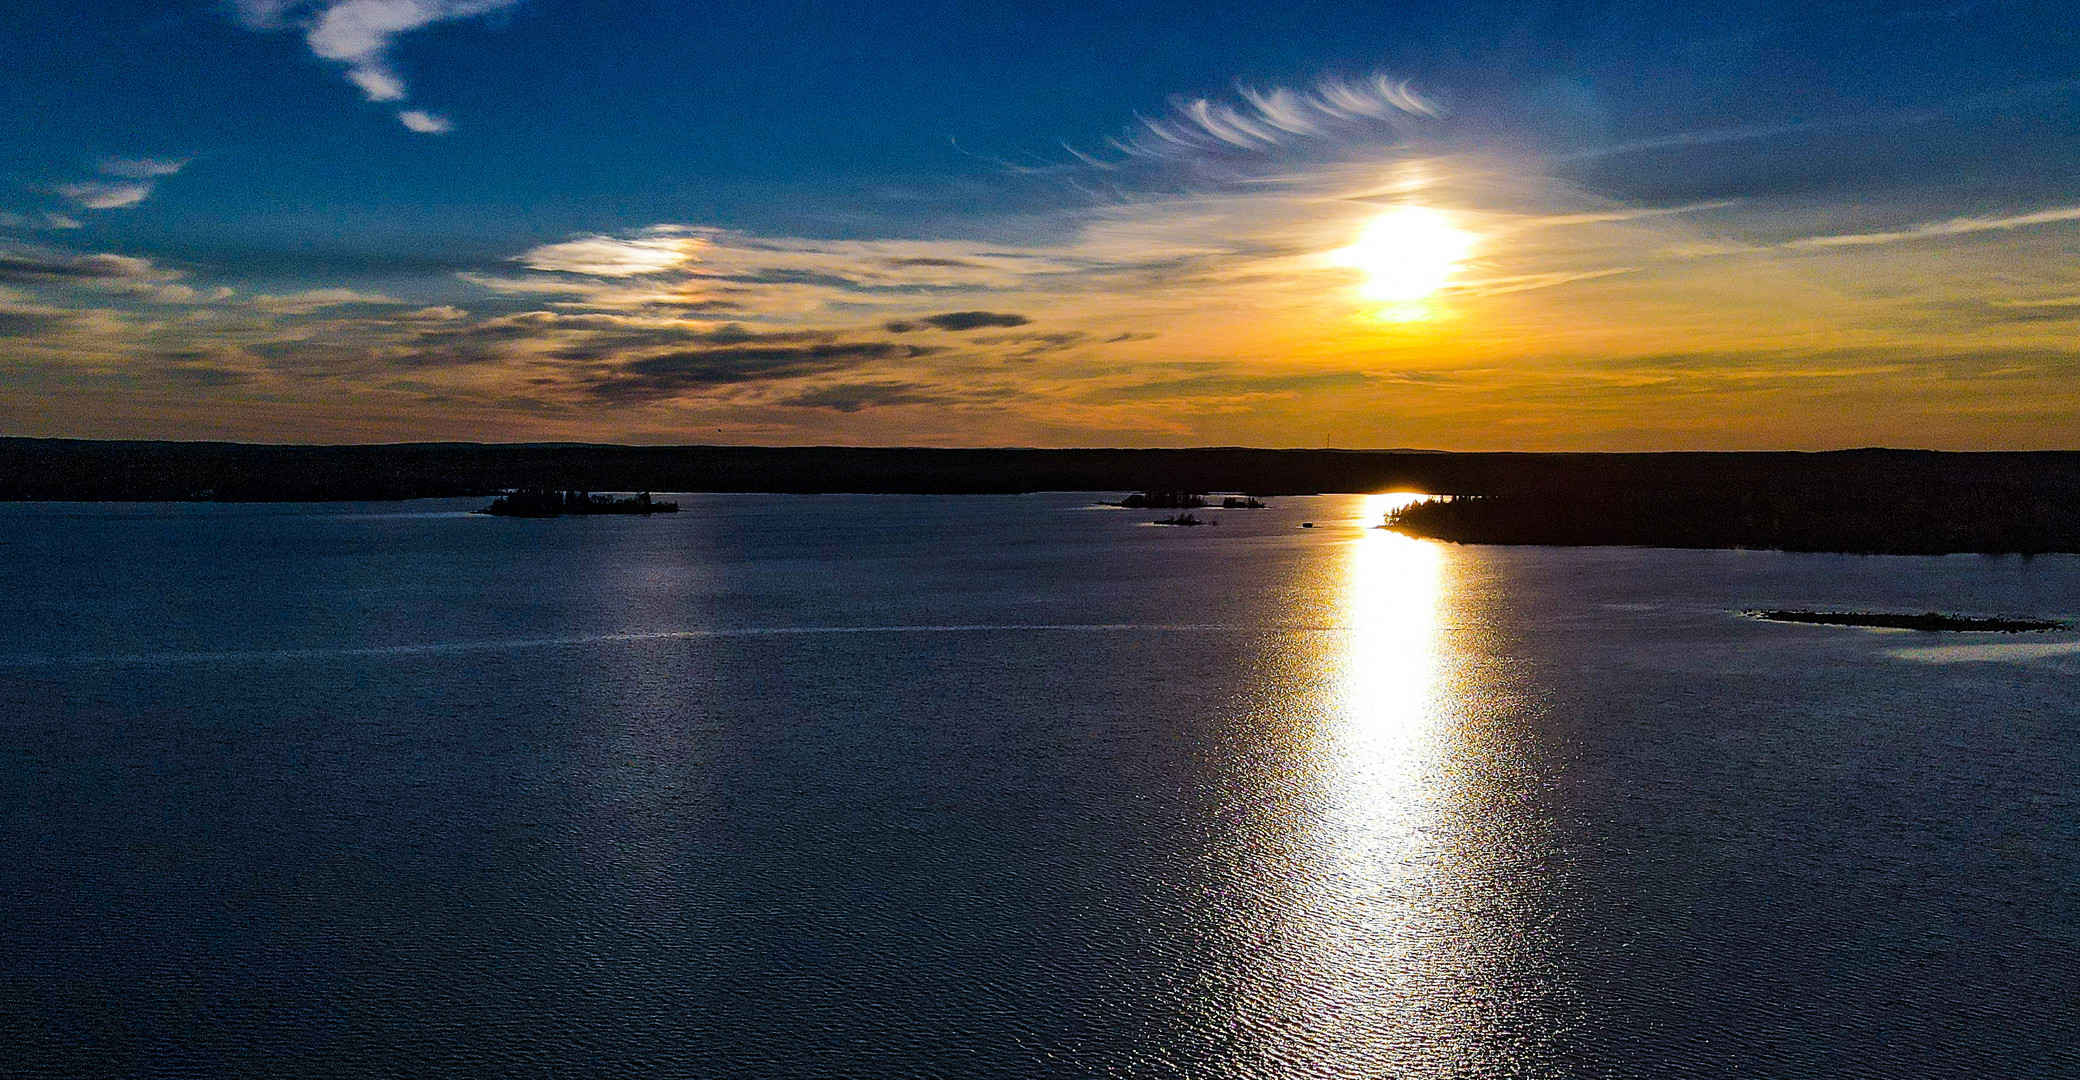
[[2, 494, 2075, 1077]]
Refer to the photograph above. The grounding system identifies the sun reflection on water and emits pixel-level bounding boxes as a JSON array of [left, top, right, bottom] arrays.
[[1333, 492, 1447, 862], [1312, 495, 1454, 1053], [1223, 490, 1569, 1078], [1182, 490, 1535, 1075]]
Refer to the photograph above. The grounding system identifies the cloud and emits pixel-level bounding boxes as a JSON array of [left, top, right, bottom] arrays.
[[397, 109, 452, 134], [885, 311, 1031, 332], [522, 229, 708, 276], [583, 337, 944, 402], [55, 158, 189, 211], [457, 271, 599, 296], [1076, 73, 1436, 165], [1453, 267, 1637, 298], [884, 257, 982, 269], [1558, 120, 1826, 163], [0, 246, 166, 283], [779, 381, 977, 412], [232, 0, 521, 131], [0, 307, 74, 337], [1509, 202, 1735, 230], [515, 229, 1074, 291], [1079, 369, 1372, 404], [346, 66, 407, 101], [99, 158, 188, 179], [490, 227, 1096, 320], [0, 246, 215, 306], [154, 352, 259, 387], [0, 211, 75, 229], [1994, 295, 2080, 307], [57, 182, 154, 210], [103, 282, 236, 305], [19, 62, 2080, 449], [1786, 205, 2080, 249], [385, 309, 722, 367], [251, 287, 405, 314], [1910, 297, 2080, 327]]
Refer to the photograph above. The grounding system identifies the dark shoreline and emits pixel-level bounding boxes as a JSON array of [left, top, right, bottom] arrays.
[[6, 439, 2080, 554], [1385, 486, 2080, 556], [1744, 610, 2068, 632]]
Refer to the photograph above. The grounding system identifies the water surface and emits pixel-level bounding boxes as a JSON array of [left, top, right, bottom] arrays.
[[2, 494, 2075, 1077]]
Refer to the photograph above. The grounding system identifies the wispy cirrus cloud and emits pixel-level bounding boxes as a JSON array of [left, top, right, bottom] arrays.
[[514, 227, 1076, 289], [99, 158, 187, 180], [1065, 73, 1435, 167], [1786, 205, 2080, 249], [54, 157, 189, 211], [232, 0, 522, 132], [488, 226, 1101, 321]]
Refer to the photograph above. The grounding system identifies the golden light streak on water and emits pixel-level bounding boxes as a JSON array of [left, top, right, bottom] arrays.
[[1311, 494, 1457, 1064], [1227, 493, 1476, 1075]]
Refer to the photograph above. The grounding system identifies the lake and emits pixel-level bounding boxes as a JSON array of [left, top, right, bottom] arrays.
[[2, 493, 2075, 1078]]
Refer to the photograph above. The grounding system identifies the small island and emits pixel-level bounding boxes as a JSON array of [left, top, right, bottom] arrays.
[[478, 490, 680, 517], [1221, 495, 1268, 509], [1112, 491, 1208, 509], [1152, 513, 1206, 526], [1744, 609, 2067, 632]]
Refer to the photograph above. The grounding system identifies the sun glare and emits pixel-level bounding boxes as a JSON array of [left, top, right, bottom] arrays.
[[1336, 207, 1476, 307]]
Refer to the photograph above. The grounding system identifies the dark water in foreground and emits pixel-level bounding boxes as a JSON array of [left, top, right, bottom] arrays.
[[2, 494, 2076, 1078]]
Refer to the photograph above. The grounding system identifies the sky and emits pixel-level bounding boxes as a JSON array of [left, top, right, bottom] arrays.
[[2, 0, 2078, 449]]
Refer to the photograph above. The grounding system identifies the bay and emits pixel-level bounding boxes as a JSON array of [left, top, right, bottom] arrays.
[[2, 494, 2075, 1078]]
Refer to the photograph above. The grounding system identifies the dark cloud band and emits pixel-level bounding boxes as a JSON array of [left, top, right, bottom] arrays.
[[885, 311, 1031, 333]]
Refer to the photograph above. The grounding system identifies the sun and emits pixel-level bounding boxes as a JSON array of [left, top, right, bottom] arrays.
[[1335, 206, 1477, 307]]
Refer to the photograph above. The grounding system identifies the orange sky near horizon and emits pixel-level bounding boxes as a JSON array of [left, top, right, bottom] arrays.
[[7, 77, 2080, 450]]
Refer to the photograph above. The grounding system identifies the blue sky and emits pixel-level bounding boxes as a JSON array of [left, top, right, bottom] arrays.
[[3, 0, 2079, 446]]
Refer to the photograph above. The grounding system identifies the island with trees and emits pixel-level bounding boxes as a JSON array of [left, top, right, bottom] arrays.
[[1743, 610, 2066, 632], [478, 490, 678, 517]]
